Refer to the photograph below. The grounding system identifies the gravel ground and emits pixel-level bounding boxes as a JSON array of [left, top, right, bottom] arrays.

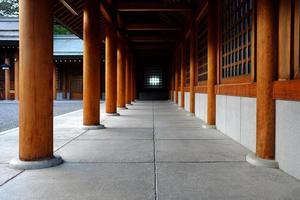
[[0, 101, 83, 132]]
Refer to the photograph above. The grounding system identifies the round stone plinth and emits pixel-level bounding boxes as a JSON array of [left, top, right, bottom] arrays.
[[246, 153, 279, 169], [126, 103, 132, 107], [117, 107, 128, 111], [106, 112, 120, 116], [9, 155, 63, 170], [82, 124, 105, 130], [178, 107, 183, 110], [186, 113, 195, 117], [202, 124, 216, 129]]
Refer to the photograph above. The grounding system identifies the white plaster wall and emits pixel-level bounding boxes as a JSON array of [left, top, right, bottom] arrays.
[[184, 92, 190, 112], [276, 100, 300, 180], [195, 93, 201, 118], [178, 92, 181, 107], [194, 93, 207, 122], [216, 95, 256, 152]]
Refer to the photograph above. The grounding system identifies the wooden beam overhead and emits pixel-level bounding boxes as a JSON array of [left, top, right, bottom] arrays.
[[129, 36, 175, 43], [117, 3, 192, 12], [100, 2, 113, 24], [126, 24, 179, 31]]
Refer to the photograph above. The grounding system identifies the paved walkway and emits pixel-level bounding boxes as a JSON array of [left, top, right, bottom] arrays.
[[0, 101, 299, 200], [0, 100, 83, 132]]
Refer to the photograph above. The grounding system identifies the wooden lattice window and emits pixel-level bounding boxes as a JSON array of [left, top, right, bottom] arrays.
[[221, 0, 254, 82], [185, 37, 191, 86], [197, 14, 208, 84]]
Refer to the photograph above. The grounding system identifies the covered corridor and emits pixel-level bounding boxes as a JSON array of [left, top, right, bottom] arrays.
[[1, 0, 300, 199], [1, 101, 299, 199]]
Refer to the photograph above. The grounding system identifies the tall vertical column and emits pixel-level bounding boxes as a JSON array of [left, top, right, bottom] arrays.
[[131, 61, 135, 103], [125, 49, 132, 105], [180, 46, 185, 109], [203, 0, 218, 129], [105, 23, 119, 115], [10, 0, 63, 169], [4, 58, 10, 100], [117, 39, 126, 109], [189, 21, 196, 115], [174, 49, 179, 104], [246, 0, 278, 168], [14, 52, 19, 100], [83, 0, 104, 128]]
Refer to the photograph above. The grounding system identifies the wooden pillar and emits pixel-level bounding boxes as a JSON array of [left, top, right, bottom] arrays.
[[131, 61, 135, 102], [175, 49, 179, 104], [256, 0, 277, 159], [105, 23, 118, 114], [83, 0, 102, 125], [180, 46, 185, 108], [125, 48, 132, 105], [4, 58, 10, 100], [189, 21, 196, 114], [117, 39, 126, 108], [18, 0, 54, 161], [14, 53, 19, 100], [206, 0, 218, 126]]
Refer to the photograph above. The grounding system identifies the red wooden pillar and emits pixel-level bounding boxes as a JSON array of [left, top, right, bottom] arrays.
[[174, 49, 179, 104], [14, 52, 19, 100], [180, 46, 185, 109], [83, 0, 104, 128], [189, 20, 196, 115], [203, 0, 218, 129], [117, 39, 126, 109], [125, 48, 132, 105], [246, 0, 278, 168], [9, 0, 63, 169], [4, 58, 10, 100], [105, 22, 119, 115]]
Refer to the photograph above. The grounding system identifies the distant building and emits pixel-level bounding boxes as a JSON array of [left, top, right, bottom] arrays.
[[0, 17, 84, 100]]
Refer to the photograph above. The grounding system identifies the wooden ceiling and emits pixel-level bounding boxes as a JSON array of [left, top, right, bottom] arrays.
[[53, 0, 202, 56]]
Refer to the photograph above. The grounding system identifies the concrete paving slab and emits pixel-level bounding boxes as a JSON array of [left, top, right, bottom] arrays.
[[157, 162, 300, 200], [56, 140, 154, 162], [79, 128, 153, 140], [156, 139, 249, 162], [154, 127, 228, 140], [0, 164, 22, 186], [0, 163, 154, 200]]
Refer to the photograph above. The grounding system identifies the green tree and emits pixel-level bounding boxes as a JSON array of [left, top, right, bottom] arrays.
[[0, 0, 18, 17]]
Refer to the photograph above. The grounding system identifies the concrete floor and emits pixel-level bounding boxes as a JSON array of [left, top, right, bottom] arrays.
[[0, 101, 299, 200], [0, 100, 83, 132]]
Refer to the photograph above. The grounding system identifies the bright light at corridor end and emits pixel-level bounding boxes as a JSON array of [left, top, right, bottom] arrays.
[[149, 76, 161, 86]]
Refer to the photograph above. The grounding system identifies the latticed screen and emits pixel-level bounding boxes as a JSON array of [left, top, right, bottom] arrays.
[[221, 0, 253, 79], [197, 15, 208, 84], [185, 38, 190, 86], [144, 67, 163, 89]]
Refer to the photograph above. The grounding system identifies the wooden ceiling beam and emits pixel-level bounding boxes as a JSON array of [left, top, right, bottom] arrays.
[[117, 3, 192, 12], [126, 23, 179, 31]]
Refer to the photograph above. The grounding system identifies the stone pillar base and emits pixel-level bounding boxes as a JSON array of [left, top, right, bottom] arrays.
[[105, 112, 120, 116], [186, 113, 195, 117], [117, 107, 128, 111], [202, 124, 216, 129], [9, 155, 63, 170], [178, 107, 183, 110], [82, 124, 105, 130], [126, 103, 132, 107], [246, 153, 279, 169]]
